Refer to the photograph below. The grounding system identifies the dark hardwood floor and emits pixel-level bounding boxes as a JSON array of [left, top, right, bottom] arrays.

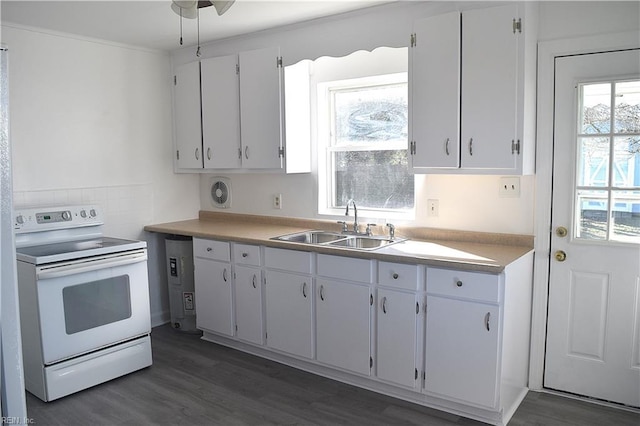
[[25, 325, 640, 425]]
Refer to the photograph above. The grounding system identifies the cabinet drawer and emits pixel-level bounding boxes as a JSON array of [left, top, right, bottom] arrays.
[[427, 268, 500, 303], [317, 254, 373, 283], [378, 261, 420, 290], [193, 238, 230, 262], [233, 243, 261, 266], [264, 247, 312, 274]]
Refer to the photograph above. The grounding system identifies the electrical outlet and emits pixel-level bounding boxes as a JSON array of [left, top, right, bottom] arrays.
[[273, 194, 282, 209], [427, 199, 439, 217], [499, 177, 521, 198]]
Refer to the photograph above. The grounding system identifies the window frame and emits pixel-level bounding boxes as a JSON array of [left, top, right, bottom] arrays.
[[317, 72, 415, 221]]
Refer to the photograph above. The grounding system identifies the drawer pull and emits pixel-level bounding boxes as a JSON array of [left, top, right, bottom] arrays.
[[382, 297, 387, 314], [392, 273, 399, 280], [456, 280, 463, 287], [485, 312, 491, 331], [252, 274, 257, 289], [242, 252, 249, 258], [206, 247, 213, 252]]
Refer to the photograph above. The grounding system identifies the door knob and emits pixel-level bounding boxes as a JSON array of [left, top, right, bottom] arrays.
[[556, 226, 568, 238], [555, 250, 567, 262]]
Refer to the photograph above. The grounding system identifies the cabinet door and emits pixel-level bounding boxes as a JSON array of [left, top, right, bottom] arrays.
[[194, 258, 233, 336], [410, 12, 460, 169], [201, 54, 242, 169], [264, 270, 313, 358], [425, 296, 500, 408], [461, 4, 518, 170], [316, 279, 371, 376], [174, 61, 203, 169], [234, 265, 263, 345], [239, 47, 283, 169], [376, 288, 418, 389]]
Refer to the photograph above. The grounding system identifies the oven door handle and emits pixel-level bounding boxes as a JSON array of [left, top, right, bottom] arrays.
[[37, 252, 148, 280]]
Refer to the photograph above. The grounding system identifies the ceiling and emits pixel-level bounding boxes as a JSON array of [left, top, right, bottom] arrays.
[[1, 1, 393, 52]]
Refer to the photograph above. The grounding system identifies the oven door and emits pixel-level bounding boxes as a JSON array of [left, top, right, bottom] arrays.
[[35, 250, 150, 364]]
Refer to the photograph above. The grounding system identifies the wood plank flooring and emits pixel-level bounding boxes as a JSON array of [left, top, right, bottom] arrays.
[[26, 325, 640, 425]]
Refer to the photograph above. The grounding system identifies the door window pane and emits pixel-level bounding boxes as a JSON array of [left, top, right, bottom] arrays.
[[63, 275, 132, 334], [613, 136, 640, 187], [614, 81, 640, 133], [578, 137, 609, 187], [580, 83, 611, 134], [611, 190, 640, 243], [577, 190, 608, 240]]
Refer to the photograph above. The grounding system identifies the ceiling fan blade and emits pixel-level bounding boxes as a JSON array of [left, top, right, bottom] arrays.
[[212, 0, 235, 16]]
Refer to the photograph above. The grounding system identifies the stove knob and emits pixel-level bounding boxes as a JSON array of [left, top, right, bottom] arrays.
[[16, 215, 24, 224], [61, 211, 72, 221], [80, 210, 87, 218], [89, 209, 97, 218]]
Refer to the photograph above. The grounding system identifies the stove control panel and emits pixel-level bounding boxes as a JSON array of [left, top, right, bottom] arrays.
[[14, 205, 103, 233]]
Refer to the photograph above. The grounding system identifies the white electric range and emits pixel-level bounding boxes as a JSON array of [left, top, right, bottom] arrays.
[[14, 204, 153, 402]]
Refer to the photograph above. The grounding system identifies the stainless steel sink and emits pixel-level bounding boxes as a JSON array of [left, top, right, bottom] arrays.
[[272, 230, 405, 251], [273, 230, 346, 244]]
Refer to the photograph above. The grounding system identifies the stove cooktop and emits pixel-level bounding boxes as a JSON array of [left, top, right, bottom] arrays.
[[16, 237, 147, 265]]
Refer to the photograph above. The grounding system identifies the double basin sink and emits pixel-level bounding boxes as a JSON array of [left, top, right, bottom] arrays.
[[272, 230, 406, 251]]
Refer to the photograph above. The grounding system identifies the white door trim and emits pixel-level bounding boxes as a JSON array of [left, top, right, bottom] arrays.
[[531, 31, 640, 391]]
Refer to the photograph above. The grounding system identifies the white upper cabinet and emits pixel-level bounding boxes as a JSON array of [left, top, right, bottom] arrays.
[[173, 61, 203, 169], [239, 47, 284, 169], [410, 11, 460, 169], [201, 54, 242, 169], [173, 47, 310, 173], [410, 4, 537, 174]]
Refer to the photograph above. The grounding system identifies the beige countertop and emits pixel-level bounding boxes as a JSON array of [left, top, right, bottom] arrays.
[[144, 211, 534, 273]]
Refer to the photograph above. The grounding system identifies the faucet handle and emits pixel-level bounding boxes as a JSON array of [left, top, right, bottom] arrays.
[[386, 223, 395, 239], [366, 223, 376, 236], [337, 221, 348, 232]]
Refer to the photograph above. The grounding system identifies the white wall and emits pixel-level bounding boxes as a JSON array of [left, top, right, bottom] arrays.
[[193, 1, 639, 236], [2, 25, 201, 325]]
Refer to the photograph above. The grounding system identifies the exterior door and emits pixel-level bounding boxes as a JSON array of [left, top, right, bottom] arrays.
[[545, 49, 640, 407]]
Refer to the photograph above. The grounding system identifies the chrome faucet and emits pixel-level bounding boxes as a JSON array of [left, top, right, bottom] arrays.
[[345, 199, 359, 233]]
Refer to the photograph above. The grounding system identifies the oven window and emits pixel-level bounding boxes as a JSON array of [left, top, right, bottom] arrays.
[[62, 275, 132, 334]]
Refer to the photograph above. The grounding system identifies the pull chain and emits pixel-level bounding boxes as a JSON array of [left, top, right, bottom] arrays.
[[179, 8, 184, 46], [196, 7, 201, 57]]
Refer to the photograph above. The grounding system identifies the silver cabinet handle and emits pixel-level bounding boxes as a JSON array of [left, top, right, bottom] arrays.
[[382, 297, 387, 314], [485, 312, 491, 331], [223, 268, 228, 282], [206, 247, 213, 252], [469, 138, 473, 156], [302, 282, 307, 298], [445, 138, 450, 156], [207, 147, 212, 160], [242, 252, 248, 258], [320, 285, 325, 301], [244, 146, 249, 160], [392, 273, 399, 280], [252, 274, 257, 289], [195, 147, 200, 160], [456, 280, 463, 287]]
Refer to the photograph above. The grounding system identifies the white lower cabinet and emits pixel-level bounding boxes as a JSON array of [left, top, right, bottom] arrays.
[[264, 270, 313, 359], [234, 265, 263, 345], [316, 278, 371, 376], [194, 257, 234, 336], [376, 288, 419, 389], [425, 296, 500, 407]]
